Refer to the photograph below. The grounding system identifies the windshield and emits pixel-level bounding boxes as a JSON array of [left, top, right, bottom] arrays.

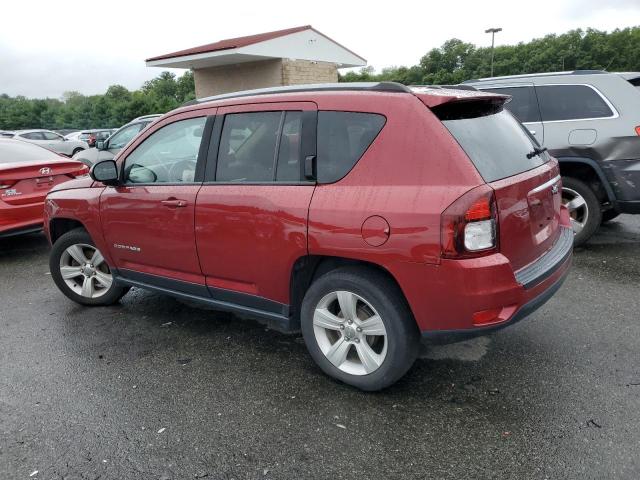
[[0, 140, 60, 164], [440, 108, 549, 182]]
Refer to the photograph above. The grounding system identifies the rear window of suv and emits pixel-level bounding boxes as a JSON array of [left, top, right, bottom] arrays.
[[536, 84, 614, 121], [438, 104, 549, 182]]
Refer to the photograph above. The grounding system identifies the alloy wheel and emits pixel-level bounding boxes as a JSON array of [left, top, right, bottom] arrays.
[[562, 186, 589, 235], [313, 290, 388, 376], [59, 244, 112, 298]]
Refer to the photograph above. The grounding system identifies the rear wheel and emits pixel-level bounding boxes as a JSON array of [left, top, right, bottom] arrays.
[[561, 176, 601, 247], [50, 228, 128, 306], [300, 267, 420, 391], [72, 147, 84, 156]]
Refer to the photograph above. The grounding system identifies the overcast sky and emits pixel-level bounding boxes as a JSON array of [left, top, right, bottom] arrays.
[[1, 0, 638, 98]]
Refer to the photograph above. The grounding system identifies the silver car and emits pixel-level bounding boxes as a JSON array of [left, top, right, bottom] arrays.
[[10, 129, 87, 157], [466, 70, 640, 246]]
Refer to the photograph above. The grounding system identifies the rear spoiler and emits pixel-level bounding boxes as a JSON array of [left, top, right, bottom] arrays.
[[410, 86, 511, 108]]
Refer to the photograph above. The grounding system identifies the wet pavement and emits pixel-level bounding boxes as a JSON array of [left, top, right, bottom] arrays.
[[1, 216, 639, 479]]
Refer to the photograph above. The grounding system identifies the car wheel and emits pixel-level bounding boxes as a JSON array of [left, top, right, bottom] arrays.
[[300, 266, 420, 391], [561, 176, 602, 247], [601, 209, 620, 224], [50, 228, 129, 306], [72, 147, 84, 156]]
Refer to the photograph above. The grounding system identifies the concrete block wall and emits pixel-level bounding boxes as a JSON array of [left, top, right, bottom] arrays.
[[193, 59, 339, 98]]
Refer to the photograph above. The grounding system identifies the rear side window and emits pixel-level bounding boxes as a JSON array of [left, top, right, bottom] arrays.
[[317, 112, 386, 184], [482, 86, 541, 123], [440, 107, 549, 183], [216, 111, 304, 183], [536, 85, 614, 121]]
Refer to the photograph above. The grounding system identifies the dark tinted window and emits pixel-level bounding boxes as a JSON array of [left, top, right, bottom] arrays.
[[536, 85, 614, 121], [317, 112, 385, 184], [0, 140, 60, 163], [482, 86, 541, 123], [442, 109, 549, 182], [21, 132, 44, 140], [275, 111, 302, 182], [216, 112, 281, 182]]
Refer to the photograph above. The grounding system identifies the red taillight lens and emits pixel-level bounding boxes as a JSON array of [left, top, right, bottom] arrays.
[[74, 165, 90, 177], [441, 184, 498, 259], [635, 126, 640, 136]]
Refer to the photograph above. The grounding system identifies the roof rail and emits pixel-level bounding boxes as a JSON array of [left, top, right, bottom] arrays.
[[184, 82, 411, 106], [463, 70, 609, 83], [410, 84, 478, 91]]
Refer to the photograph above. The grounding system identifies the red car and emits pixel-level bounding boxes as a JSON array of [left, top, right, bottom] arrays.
[[0, 139, 88, 238], [44, 83, 573, 391]]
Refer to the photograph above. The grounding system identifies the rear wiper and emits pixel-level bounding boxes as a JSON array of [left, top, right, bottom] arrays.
[[526, 146, 548, 159]]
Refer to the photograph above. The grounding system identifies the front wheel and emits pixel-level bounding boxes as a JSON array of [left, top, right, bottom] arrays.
[[300, 267, 420, 391], [50, 228, 129, 306], [72, 147, 84, 156], [561, 176, 602, 247]]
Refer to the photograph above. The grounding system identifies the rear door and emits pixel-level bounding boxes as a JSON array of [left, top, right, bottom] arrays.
[[100, 113, 211, 288], [476, 83, 545, 145], [440, 106, 562, 270], [195, 102, 317, 310]]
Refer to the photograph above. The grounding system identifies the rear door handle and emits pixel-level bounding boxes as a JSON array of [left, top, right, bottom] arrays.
[[161, 198, 188, 208]]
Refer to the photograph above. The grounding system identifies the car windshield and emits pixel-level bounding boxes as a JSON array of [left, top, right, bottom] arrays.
[[0, 140, 60, 163], [108, 123, 144, 149]]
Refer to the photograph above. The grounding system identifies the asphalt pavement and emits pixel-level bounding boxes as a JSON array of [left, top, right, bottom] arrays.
[[1, 216, 639, 480]]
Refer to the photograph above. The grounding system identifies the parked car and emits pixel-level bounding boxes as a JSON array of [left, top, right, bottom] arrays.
[[8, 129, 87, 157], [0, 138, 88, 238], [64, 131, 83, 142], [465, 70, 640, 246], [76, 129, 116, 147], [44, 83, 572, 391], [72, 116, 161, 166]]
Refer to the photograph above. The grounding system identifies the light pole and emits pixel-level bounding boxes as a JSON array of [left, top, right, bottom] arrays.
[[485, 27, 502, 77]]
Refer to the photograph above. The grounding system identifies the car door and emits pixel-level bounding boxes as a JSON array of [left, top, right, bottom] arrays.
[[100, 112, 212, 291], [195, 102, 317, 316], [477, 83, 545, 145], [41, 131, 67, 154]]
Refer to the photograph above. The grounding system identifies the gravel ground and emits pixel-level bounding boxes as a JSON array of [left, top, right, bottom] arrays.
[[1, 216, 639, 480]]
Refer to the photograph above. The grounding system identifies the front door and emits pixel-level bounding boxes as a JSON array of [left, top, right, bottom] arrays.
[[195, 102, 317, 312], [100, 114, 210, 289]]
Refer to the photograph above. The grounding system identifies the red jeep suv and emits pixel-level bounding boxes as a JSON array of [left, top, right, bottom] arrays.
[[44, 82, 573, 391]]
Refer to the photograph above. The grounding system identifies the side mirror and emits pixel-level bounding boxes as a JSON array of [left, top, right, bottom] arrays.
[[90, 160, 119, 186], [96, 140, 106, 150]]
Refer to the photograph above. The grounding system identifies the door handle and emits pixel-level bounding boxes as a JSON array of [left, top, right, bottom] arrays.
[[161, 198, 188, 208], [529, 130, 536, 135]]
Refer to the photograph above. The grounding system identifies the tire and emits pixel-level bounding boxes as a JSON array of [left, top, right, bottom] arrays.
[[300, 266, 420, 391], [561, 176, 602, 247], [72, 147, 84, 156], [601, 210, 620, 224], [50, 228, 129, 306]]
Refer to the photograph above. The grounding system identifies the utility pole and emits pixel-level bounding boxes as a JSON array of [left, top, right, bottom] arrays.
[[485, 27, 502, 77]]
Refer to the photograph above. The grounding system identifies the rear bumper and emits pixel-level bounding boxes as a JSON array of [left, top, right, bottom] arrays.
[[416, 226, 573, 343]]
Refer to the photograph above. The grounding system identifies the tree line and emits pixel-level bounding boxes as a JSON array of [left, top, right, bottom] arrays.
[[340, 27, 640, 85], [0, 71, 195, 131], [1, 27, 638, 130]]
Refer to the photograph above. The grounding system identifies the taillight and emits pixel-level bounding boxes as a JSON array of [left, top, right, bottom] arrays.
[[73, 165, 90, 177], [441, 184, 498, 259], [635, 126, 640, 136]]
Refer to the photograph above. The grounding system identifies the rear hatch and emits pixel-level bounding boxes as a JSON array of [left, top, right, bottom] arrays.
[[0, 159, 87, 207], [431, 94, 562, 270]]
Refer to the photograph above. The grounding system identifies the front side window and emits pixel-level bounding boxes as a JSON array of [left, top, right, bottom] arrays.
[[316, 112, 386, 184], [124, 117, 205, 184], [536, 85, 614, 121], [108, 124, 144, 150], [482, 86, 541, 123], [42, 131, 62, 141]]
